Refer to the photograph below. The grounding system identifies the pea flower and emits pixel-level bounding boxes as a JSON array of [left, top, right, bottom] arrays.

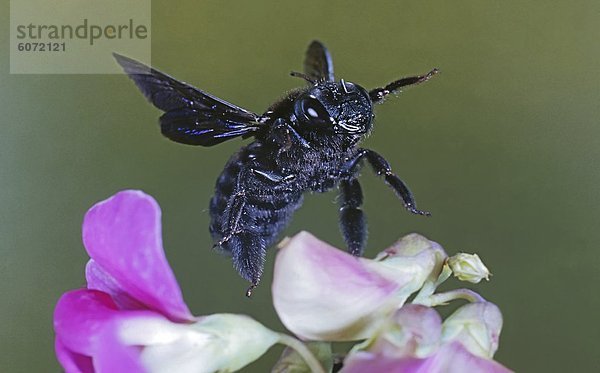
[[54, 190, 323, 373], [271, 231, 512, 372], [272, 232, 448, 341], [341, 303, 512, 373]]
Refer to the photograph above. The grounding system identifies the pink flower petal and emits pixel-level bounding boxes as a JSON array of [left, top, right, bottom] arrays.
[[82, 190, 193, 322], [342, 351, 433, 373], [342, 342, 512, 373], [370, 305, 443, 358], [392, 305, 442, 346], [342, 304, 511, 372], [86, 260, 146, 311], [94, 322, 145, 373], [54, 289, 161, 373], [272, 232, 402, 341], [273, 232, 446, 341], [54, 289, 120, 356], [55, 338, 94, 373], [431, 343, 512, 373]]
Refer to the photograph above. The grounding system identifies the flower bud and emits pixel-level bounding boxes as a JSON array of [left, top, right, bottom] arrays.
[[342, 302, 511, 373], [447, 253, 490, 283], [441, 302, 503, 358]]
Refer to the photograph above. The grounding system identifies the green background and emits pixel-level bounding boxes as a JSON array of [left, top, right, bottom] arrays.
[[2, 1, 599, 371]]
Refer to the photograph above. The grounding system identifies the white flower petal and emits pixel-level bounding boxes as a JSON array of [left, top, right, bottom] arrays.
[[118, 314, 279, 373], [441, 302, 503, 359]]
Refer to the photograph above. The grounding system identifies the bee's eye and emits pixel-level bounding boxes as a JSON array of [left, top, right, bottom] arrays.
[[306, 107, 320, 118], [296, 96, 331, 124]]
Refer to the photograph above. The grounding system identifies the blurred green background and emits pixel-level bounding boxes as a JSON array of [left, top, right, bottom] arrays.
[[1, 0, 599, 371]]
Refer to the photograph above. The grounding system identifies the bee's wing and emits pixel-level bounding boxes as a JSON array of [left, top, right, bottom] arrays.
[[114, 53, 261, 146], [303, 40, 334, 83]]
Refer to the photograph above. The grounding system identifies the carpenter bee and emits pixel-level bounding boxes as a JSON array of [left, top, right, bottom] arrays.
[[114, 41, 438, 296]]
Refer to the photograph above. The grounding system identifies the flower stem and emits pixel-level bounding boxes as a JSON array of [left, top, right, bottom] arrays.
[[277, 334, 326, 373], [412, 264, 453, 304], [413, 288, 486, 307]]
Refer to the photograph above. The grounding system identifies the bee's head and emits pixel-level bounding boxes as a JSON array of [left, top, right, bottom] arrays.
[[293, 80, 374, 135]]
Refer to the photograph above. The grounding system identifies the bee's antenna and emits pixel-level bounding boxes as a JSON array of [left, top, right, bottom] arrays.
[[369, 68, 439, 103], [290, 71, 316, 84]]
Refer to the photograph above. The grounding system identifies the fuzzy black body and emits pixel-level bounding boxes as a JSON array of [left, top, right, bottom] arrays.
[[209, 86, 363, 286], [114, 41, 438, 293]]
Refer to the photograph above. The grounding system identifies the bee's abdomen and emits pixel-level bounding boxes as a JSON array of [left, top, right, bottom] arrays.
[[244, 191, 303, 244]]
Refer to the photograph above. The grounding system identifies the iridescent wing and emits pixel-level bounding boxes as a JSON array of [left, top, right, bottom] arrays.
[[114, 53, 261, 146]]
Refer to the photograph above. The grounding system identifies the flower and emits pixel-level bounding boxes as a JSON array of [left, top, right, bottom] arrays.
[[341, 303, 512, 373], [272, 232, 512, 372], [272, 232, 448, 341], [447, 253, 491, 283], [54, 190, 323, 373], [55, 190, 511, 372]]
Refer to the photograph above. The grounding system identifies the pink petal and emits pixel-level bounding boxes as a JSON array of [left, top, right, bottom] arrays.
[[369, 305, 443, 358], [342, 352, 435, 373], [86, 260, 147, 311], [342, 343, 512, 373], [94, 323, 145, 373], [54, 289, 120, 356], [392, 305, 443, 348], [272, 232, 401, 341], [55, 338, 94, 373], [54, 289, 158, 373], [428, 342, 513, 373], [82, 190, 193, 322]]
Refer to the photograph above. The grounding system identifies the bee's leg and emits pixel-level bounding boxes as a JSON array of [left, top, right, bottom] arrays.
[[213, 172, 268, 293], [361, 149, 431, 216], [216, 190, 267, 293], [229, 232, 267, 296], [339, 178, 367, 256], [213, 189, 246, 248]]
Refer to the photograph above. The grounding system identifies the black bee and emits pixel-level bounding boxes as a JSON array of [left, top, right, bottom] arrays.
[[114, 41, 437, 296]]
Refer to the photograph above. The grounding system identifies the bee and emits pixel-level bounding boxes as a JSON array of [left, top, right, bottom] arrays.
[[114, 40, 438, 296]]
